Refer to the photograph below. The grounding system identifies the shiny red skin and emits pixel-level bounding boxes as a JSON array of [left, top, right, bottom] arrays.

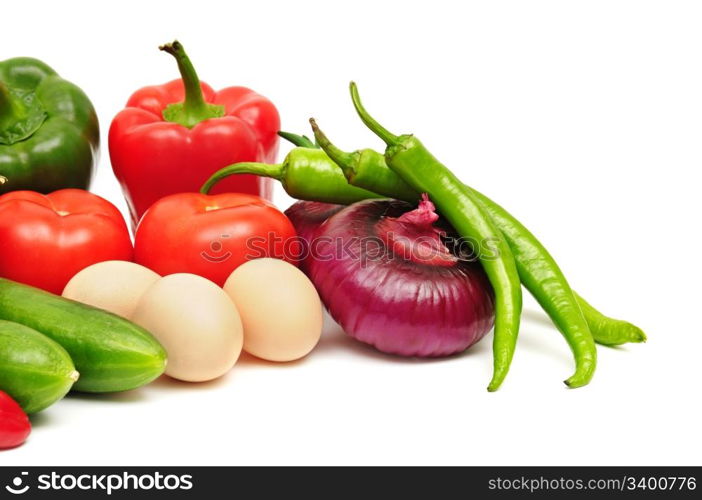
[[303, 200, 495, 357], [0, 190, 133, 295], [0, 391, 31, 450], [134, 192, 299, 287], [109, 79, 280, 227]]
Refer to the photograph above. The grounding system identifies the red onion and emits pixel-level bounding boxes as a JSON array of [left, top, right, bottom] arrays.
[[285, 201, 344, 272], [285, 201, 344, 242], [287, 198, 495, 357]]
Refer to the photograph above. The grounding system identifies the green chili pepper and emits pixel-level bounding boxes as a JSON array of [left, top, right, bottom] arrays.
[[572, 293, 645, 346], [345, 83, 523, 391], [201, 146, 380, 204], [308, 118, 644, 367]]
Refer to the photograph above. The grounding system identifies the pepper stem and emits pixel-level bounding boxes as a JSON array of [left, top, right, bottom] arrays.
[[201, 162, 284, 194], [349, 82, 399, 146], [278, 131, 317, 149], [0, 82, 48, 146], [160, 41, 225, 128], [0, 83, 20, 125], [308, 118, 357, 176]]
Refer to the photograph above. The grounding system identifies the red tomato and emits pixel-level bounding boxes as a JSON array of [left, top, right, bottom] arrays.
[[134, 193, 299, 286], [0, 391, 31, 449], [0, 190, 134, 294]]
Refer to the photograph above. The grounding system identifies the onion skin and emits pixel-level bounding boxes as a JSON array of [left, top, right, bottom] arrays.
[[292, 199, 495, 358], [285, 201, 344, 272], [285, 201, 344, 242]]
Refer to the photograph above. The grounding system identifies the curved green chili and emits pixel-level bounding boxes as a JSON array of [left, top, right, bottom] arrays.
[[346, 83, 522, 391], [309, 118, 642, 370], [201, 146, 380, 205], [572, 293, 646, 346]]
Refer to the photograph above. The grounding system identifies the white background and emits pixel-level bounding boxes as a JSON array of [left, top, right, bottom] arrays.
[[1, 0, 700, 466]]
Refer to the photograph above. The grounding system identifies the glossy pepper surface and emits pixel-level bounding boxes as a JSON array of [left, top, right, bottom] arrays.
[[0, 57, 99, 194], [109, 41, 279, 227], [0, 390, 30, 449]]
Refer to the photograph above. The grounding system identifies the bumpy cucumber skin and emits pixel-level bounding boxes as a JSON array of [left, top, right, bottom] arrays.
[[0, 320, 78, 413], [0, 279, 167, 393]]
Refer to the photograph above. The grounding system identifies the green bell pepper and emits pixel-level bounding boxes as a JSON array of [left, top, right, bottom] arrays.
[[0, 57, 99, 193]]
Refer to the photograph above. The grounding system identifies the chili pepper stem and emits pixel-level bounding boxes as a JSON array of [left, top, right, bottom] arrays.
[[277, 131, 316, 149], [349, 82, 400, 146], [309, 118, 358, 178], [201, 162, 285, 194], [159, 41, 225, 128]]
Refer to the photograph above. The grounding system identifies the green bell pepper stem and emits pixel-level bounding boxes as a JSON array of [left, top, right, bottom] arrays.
[[159, 41, 225, 128], [0, 82, 19, 122], [0, 81, 45, 141], [201, 162, 285, 194]]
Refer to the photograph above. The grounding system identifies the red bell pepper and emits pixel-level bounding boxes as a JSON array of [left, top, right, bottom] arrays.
[[134, 192, 299, 287], [109, 41, 280, 228], [0, 391, 30, 449], [0, 189, 133, 294]]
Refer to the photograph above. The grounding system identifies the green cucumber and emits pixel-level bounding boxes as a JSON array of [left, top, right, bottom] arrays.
[[0, 278, 167, 393], [0, 320, 79, 413]]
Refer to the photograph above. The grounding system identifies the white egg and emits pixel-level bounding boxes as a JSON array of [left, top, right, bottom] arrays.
[[62, 261, 161, 318], [224, 258, 323, 362], [132, 273, 243, 382]]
